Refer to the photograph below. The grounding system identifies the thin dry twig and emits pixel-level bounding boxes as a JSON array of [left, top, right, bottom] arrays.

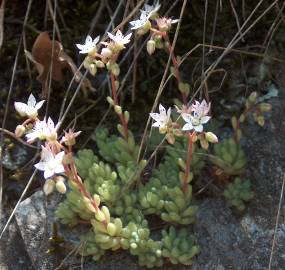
[[0, 128, 37, 149], [0, 0, 5, 49], [268, 173, 285, 270], [0, 0, 33, 222]]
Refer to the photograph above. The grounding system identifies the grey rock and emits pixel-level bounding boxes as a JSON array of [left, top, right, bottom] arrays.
[[0, 214, 32, 270]]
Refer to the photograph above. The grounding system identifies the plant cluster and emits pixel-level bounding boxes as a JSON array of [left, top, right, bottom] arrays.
[[9, 1, 273, 268]]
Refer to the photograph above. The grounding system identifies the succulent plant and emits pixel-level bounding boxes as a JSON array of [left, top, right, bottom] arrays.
[[224, 177, 254, 211], [161, 226, 199, 265], [210, 138, 247, 176]]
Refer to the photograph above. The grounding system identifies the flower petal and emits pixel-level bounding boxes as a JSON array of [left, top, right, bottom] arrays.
[[27, 94, 36, 107], [34, 161, 46, 171], [159, 104, 166, 116], [54, 164, 65, 174], [149, 113, 161, 121], [44, 169, 54, 179], [35, 100, 45, 110], [14, 102, 28, 116], [194, 125, 203, 132], [201, 116, 211, 124], [182, 123, 193, 131], [181, 113, 191, 123], [152, 122, 161, 127]]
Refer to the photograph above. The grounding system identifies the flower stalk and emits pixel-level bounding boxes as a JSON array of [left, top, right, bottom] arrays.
[[183, 132, 195, 194], [110, 73, 129, 139]]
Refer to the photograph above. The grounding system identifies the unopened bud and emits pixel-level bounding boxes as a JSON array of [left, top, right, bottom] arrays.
[[147, 40, 156, 55], [95, 60, 105, 68], [257, 115, 265, 126], [248, 92, 257, 104], [89, 64, 97, 76], [205, 132, 218, 143], [55, 176, 66, 194], [166, 133, 175, 144], [83, 56, 92, 69], [43, 179, 55, 195], [124, 111, 130, 123], [114, 105, 122, 115], [259, 103, 272, 112], [95, 210, 106, 222], [15, 125, 25, 138], [200, 138, 209, 150], [101, 47, 113, 58], [239, 114, 245, 123], [110, 63, 120, 76], [173, 128, 183, 137], [106, 96, 114, 106]]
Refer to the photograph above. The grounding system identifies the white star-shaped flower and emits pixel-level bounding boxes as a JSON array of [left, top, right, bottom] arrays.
[[141, 1, 161, 19], [26, 117, 58, 142], [26, 119, 49, 142], [129, 12, 149, 30], [150, 104, 171, 129], [35, 146, 65, 179], [182, 99, 211, 132], [107, 30, 132, 49], [76, 35, 100, 54], [14, 93, 45, 119]]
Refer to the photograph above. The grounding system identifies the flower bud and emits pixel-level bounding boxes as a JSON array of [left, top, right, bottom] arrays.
[[89, 64, 97, 76], [259, 103, 272, 112], [166, 133, 175, 144], [43, 179, 55, 195], [124, 111, 130, 123], [83, 56, 92, 69], [15, 125, 25, 138], [95, 60, 105, 68], [205, 132, 218, 143], [114, 105, 122, 115], [239, 114, 245, 123], [173, 128, 183, 137], [106, 96, 114, 106], [257, 115, 265, 126], [147, 40, 156, 55], [55, 176, 66, 194], [248, 92, 257, 104], [110, 63, 120, 76], [200, 138, 209, 150], [101, 47, 113, 58], [178, 82, 190, 95]]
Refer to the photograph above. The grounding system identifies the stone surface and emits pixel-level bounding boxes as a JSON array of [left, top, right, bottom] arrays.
[[0, 215, 32, 270]]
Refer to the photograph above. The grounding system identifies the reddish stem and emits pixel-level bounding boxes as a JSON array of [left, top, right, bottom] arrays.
[[183, 132, 194, 194], [163, 33, 187, 105], [110, 73, 129, 139]]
